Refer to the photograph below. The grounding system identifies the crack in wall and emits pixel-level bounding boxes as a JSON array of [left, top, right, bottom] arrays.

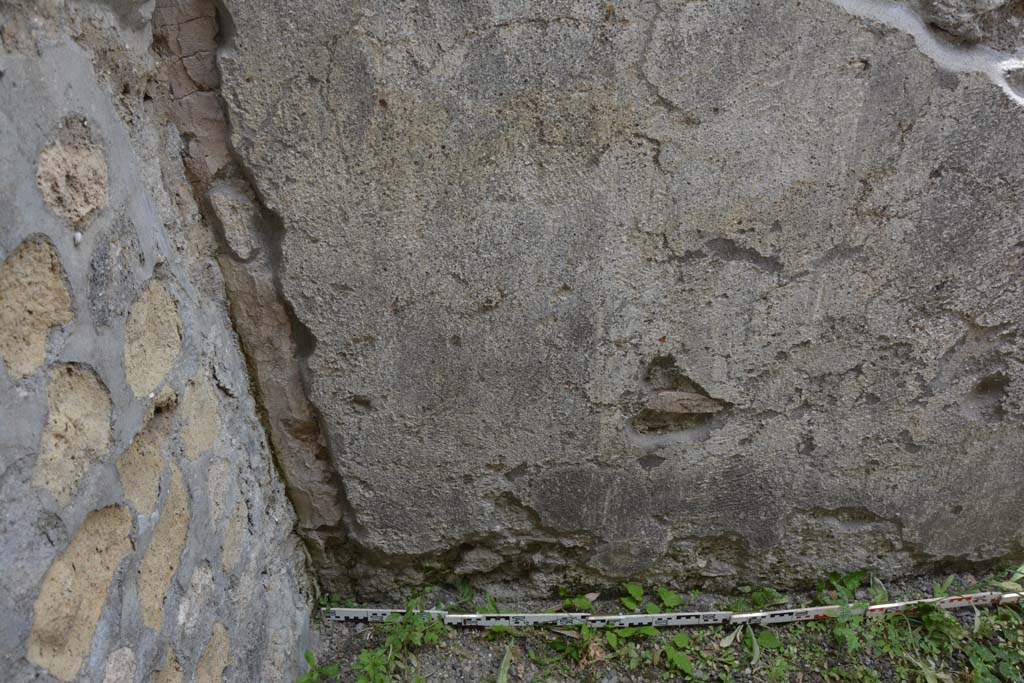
[[151, 0, 358, 593]]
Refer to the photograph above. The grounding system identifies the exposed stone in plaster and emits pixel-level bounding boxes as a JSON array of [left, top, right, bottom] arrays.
[[139, 462, 189, 629], [181, 371, 222, 459], [910, 0, 1024, 48], [222, 498, 248, 572], [454, 547, 505, 576], [32, 363, 112, 505], [153, 647, 185, 683], [152, 0, 230, 185], [218, 256, 348, 572], [26, 506, 133, 682], [35, 116, 108, 228], [195, 622, 232, 683], [832, 0, 1024, 105], [207, 457, 234, 523], [0, 237, 74, 378], [117, 410, 172, 514], [102, 647, 137, 683], [155, 0, 220, 93], [124, 279, 182, 398], [89, 216, 144, 327], [209, 180, 261, 260], [175, 562, 214, 634]]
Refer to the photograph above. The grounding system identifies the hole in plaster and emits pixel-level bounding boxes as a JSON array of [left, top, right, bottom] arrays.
[[631, 355, 729, 434], [638, 454, 666, 471], [350, 395, 374, 412], [960, 372, 1009, 421]]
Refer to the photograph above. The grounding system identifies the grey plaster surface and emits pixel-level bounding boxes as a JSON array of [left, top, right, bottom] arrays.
[[218, 0, 1024, 593]]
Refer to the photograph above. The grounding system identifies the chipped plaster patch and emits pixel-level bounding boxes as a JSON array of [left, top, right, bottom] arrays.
[[35, 117, 109, 227], [89, 216, 144, 327], [138, 462, 189, 629], [32, 364, 112, 505], [454, 547, 504, 575], [195, 622, 232, 683], [181, 372, 222, 459], [0, 238, 74, 378], [124, 279, 182, 398], [27, 506, 133, 682], [207, 457, 234, 523], [176, 562, 214, 632]]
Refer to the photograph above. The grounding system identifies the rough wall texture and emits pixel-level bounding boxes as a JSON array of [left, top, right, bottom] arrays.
[[3, 1, 1024, 671], [216, 0, 1024, 596], [0, 1, 310, 680]]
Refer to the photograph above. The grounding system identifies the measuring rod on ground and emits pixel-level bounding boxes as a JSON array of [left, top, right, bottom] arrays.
[[322, 590, 1022, 628]]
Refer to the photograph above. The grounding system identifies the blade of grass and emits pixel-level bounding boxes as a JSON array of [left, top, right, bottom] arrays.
[[497, 645, 512, 683]]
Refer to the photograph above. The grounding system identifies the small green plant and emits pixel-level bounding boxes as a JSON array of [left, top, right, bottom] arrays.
[[656, 586, 683, 609], [454, 579, 475, 608], [317, 593, 344, 610], [819, 569, 869, 653], [662, 632, 695, 675], [353, 647, 389, 683], [933, 574, 957, 598], [765, 651, 795, 682], [819, 569, 865, 603], [295, 649, 339, 683], [352, 597, 448, 683], [963, 604, 1024, 682], [751, 586, 787, 610], [989, 561, 1024, 594], [728, 585, 788, 612], [562, 592, 595, 612], [329, 570, 1023, 682], [548, 622, 600, 663], [496, 645, 513, 683], [622, 582, 644, 611], [868, 574, 889, 603], [546, 585, 672, 667]]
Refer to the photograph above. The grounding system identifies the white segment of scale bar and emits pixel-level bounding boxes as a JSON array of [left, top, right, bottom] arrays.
[[587, 612, 732, 627], [444, 613, 588, 626]]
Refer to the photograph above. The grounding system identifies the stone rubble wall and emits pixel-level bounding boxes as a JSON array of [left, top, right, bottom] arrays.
[[0, 1, 310, 681]]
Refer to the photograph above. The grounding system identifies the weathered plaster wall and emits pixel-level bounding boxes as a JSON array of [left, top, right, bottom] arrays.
[[3, 2, 1023, 669], [0, 1, 310, 680], [217, 0, 1024, 596]]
